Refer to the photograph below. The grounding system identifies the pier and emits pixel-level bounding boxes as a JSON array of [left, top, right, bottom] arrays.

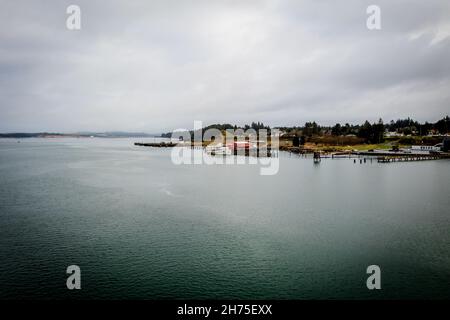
[[377, 154, 446, 163], [134, 142, 277, 157], [134, 142, 177, 147]]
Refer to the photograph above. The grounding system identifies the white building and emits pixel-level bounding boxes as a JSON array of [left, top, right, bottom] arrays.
[[411, 145, 441, 152]]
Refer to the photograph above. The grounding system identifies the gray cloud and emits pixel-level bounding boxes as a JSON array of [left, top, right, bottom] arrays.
[[0, 0, 449, 132]]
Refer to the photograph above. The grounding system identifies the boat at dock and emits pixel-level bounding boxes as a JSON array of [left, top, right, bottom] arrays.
[[205, 143, 232, 156]]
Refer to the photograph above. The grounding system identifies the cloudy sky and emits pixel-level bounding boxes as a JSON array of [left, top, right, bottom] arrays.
[[1, 0, 449, 132]]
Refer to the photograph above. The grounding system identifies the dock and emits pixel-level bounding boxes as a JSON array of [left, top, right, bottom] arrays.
[[377, 154, 446, 163], [134, 142, 277, 157]]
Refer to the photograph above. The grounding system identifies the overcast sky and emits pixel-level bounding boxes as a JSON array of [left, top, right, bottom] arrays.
[[1, 0, 449, 132]]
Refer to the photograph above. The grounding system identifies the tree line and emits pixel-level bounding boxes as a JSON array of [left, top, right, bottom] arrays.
[[161, 122, 271, 139], [278, 116, 450, 144], [161, 116, 450, 144]]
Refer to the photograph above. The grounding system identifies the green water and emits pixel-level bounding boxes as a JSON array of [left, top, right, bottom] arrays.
[[0, 138, 449, 299]]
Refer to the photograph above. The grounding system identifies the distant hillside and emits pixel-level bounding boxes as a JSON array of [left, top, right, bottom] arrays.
[[0, 132, 64, 138], [76, 131, 157, 138], [0, 132, 157, 138]]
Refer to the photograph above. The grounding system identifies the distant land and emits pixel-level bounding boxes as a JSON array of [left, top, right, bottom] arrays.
[[2, 115, 449, 141], [0, 132, 159, 138]]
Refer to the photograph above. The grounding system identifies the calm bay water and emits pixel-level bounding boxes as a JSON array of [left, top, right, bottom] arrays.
[[0, 138, 449, 299]]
